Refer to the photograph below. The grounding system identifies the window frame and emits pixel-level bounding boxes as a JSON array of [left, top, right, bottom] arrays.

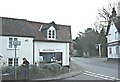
[[108, 34, 111, 41], [8, 58, 19, 66], [8, 58, 13, 66], [47, 26, 56, 40], [109, 47, 112, 54], [116, 46, 119, 55], [115, 31, 118, 40]]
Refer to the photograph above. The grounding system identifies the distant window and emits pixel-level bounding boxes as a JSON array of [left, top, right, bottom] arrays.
[[52, 30, 55, 38], [8, 58, 18, 66], [9, 38, 13, 48], [108, 34, 111, 41], [116, 47, 119, 55], [109, 48, 112, 54], [14, 58, 18, 66], [8, 38, 18, 48], [115, 32, 118, 40], [47, 26, 56, 40], [8, 58, 13, 66], [48, 30, 52, 38]]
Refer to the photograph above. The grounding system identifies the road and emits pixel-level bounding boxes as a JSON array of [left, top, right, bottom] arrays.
[[64, 57, 120, 81]]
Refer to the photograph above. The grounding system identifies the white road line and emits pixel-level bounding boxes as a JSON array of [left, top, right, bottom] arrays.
[[84, 70, 120, 81], [85, 70, 116, 79]]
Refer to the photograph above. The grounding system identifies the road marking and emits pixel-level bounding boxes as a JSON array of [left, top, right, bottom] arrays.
[[84, 70, 120, 81]]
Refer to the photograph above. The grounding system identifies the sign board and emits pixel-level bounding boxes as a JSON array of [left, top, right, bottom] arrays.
[[39, 49, 63, 52], [13, 41, 21, 46]]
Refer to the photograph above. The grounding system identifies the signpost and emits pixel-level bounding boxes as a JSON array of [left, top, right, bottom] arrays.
[[13, 40, 21, 80]]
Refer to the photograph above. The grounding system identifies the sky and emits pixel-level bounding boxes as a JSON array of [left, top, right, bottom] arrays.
[[0, 0, 118, 39]]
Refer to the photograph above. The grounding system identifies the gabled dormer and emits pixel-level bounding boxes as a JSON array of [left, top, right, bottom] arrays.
[[46, 21, 59, 40], [47, 26, 56, 40]]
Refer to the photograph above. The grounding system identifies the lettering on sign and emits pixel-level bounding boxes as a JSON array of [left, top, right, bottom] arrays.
[[43, 49, 55, 51]]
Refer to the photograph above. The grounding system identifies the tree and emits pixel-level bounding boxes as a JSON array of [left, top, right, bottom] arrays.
[[95, 1, 118, 31], [73, 28, 99, 57]]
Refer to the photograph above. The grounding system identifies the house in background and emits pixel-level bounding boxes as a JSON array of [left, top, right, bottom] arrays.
[[0, 17, 35, 66], [0, 17, 72, 66], [106, 8, 120, 60]]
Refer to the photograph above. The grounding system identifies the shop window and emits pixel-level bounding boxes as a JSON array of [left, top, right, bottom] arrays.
[[39, 52, 62, 63]]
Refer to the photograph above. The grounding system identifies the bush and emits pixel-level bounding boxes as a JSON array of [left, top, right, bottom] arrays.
[[2, 66, 15, 75], [2, 63, 69, 80]]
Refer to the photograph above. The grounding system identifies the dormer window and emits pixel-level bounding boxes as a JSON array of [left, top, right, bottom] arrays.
[[47, 26, 56, 40]]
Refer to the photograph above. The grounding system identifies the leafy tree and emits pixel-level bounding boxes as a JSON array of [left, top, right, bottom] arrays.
[[73, 28, 99, 57]]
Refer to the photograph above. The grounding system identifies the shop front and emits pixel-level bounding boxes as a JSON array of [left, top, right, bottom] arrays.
[[39, 49, 63, 64]]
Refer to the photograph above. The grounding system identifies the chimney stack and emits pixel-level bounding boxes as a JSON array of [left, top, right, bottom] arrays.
[[112, 7, 116, 17], [117, 1, 120, 16]]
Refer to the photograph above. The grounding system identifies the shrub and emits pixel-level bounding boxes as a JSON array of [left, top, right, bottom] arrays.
[[2, 66, 15, 75], [2, 63, 69, 80]]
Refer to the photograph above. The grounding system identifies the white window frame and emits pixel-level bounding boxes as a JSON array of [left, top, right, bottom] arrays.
[[115, 31, 118, 40], [109, 47, 112, 54], [116, 46, 119, 55], [8, 58, 18, 66], [47, 26, 56, 40], [108, 34, 111, 41], [8, 58, 13, 66]]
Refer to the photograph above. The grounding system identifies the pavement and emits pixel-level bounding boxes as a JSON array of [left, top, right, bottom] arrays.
[[33, 58, 83, 81]]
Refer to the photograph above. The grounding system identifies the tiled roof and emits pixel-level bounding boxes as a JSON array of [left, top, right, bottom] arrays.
[[28, 21, 72, 42], [1, 17, 35, 37], [1, 17, 72, 42]]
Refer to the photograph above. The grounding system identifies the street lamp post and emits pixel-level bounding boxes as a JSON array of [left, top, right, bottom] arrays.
[[13, 40, 21, 80]]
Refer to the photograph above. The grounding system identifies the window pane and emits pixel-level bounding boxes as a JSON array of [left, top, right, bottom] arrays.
[[48, 30, 52, 38], [49, 30, 51, 35], [116, 47, 119, 55], [9, 38, 13, 48], [14, 58, 18, 66], [109, 48, 112, 54], [49, 35, 51, 38], [52, 30, 55, 35], [52, 30, 55, 39], [8, 58, 13, 66]]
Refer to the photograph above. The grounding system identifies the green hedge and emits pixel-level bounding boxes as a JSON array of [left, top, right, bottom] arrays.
[[2, 63, 69, 80]]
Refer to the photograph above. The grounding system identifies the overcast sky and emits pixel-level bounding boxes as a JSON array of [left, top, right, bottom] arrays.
[[0, 0, 118, 39]]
